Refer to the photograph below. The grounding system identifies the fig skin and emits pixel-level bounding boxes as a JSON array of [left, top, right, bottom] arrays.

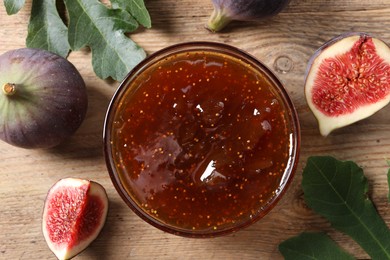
[[304, 32, 390, 136], [206, 0, 291, 32], [0, 48, 88, 149]]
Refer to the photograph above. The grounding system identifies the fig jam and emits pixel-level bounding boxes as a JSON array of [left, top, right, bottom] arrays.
[[108, 46, 298, 235]]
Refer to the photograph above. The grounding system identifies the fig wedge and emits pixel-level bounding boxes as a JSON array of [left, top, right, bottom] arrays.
[[42, 178, 108, 260], [305, 33, 390, 136]]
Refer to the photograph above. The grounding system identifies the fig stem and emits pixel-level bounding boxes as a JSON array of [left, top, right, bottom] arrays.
[[2, 83, 17, 96], [206, 8, 232, 32]]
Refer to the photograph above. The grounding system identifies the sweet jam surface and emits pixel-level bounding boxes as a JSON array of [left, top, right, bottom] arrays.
[[111, 51, 293, 232]]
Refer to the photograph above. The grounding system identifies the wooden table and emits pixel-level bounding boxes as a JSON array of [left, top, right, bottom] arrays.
[[1, 0, 389, 259]]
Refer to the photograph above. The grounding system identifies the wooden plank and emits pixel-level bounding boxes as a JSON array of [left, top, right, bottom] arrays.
[[0, 0, 389, 259]]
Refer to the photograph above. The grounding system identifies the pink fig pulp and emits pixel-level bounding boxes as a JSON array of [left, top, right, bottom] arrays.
[[305, 33, 390, 136]]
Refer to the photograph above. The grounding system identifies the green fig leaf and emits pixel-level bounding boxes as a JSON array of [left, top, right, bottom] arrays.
[[4, 0, 25, 15], [26, 0, 70, 58], [279, 232, 355, 260], [64, 0, 146, 81], [302, 156, 390, 259], [111, 0, 151, 28]]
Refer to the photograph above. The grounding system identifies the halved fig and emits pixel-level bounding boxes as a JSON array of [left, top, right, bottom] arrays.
[[42, 178, 109, 260], [305, 33, 390, 136]]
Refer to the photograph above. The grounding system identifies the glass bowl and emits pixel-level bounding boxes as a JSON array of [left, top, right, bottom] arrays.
[[103, 42, 300, 238]]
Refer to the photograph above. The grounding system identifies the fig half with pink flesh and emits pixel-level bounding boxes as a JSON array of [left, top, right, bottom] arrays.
[[42, 178, 108, 260], [305, 33, 390, 136]]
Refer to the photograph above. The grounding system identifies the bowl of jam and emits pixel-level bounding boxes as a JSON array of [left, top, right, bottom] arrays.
[[104, 42, 300, 237]]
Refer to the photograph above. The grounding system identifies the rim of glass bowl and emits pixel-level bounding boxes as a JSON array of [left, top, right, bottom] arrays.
[[103, 41, 301, 238]]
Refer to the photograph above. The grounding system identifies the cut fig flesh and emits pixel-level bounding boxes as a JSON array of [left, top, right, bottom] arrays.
[[42, 178, 108, 260], [305, 33, 390, 136]]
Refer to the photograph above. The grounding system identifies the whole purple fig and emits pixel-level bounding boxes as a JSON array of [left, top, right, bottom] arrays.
[[207, 0, 291, 32], [0, 48, 88, 149]]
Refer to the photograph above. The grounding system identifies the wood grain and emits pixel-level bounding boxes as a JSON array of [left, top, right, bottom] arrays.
[[1, 0, 390, 259]]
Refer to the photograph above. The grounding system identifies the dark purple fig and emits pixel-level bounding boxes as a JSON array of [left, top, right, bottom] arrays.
[[206, 0, 291, 32], [305, 33, 390, 136], [0, 48, 88, 149]]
